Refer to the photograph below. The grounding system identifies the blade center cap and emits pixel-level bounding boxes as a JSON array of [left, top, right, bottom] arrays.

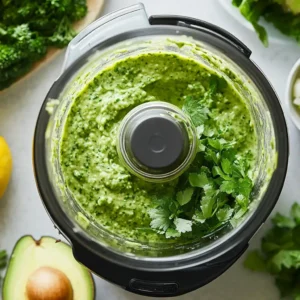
[[130, 116, 185, 170]]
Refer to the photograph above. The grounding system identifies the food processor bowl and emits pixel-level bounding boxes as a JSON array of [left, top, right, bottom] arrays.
[[33, 3, 288, 297]]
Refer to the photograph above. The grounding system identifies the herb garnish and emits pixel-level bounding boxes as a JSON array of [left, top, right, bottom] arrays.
[[148, 75, 254, 238]]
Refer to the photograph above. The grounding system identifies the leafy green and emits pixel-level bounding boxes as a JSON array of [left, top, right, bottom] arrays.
[[174, 218, 193, 233], [232, 0, 300, 46], [148, 78, 255, 238], [0, 249, 7, 288], [189, 173, 209, 188], [0, 0, 88, 90], [244, 203, 300, 300], [176, 188, 194, 206]]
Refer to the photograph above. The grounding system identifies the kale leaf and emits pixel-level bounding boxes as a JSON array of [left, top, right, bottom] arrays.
[[0, 0, 88, 90]]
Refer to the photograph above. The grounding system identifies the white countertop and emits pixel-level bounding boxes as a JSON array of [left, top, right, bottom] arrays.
[[1, 0, 300, 299]]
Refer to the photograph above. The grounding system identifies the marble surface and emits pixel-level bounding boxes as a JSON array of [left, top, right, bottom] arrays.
[[0, 0, 300, 299]]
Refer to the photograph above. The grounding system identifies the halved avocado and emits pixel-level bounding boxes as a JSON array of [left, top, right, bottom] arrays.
[[2, 236, 94, 300]]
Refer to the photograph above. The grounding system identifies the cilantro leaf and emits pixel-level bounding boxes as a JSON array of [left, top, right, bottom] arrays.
[[216, 205, 233, 222], [196, 125, 204, 138], [166, 228, 181, 239], [201, 186, 217, 219], [208, 138, 222, 150], [220, 180, 237, 194], [236, 194, 249, 208], [244, 203, 300, 300], [205, 148, 219, 164], [189, 173, 209, 188], [221, 158, 232, 175], [212, 166, 232, 180], [148, 208, 171, 232], [183, 97, 210, 126], [176, 187, 194, 206], [193, 210, 206, 224], [174, 218, 193, 233], [222, 148, 237, 162]]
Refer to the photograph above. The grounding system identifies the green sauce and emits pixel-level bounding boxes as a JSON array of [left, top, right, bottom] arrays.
[[59, 51, 257, 243]]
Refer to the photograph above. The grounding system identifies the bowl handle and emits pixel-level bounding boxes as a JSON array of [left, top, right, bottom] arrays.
[[62, 3, 150, 72]]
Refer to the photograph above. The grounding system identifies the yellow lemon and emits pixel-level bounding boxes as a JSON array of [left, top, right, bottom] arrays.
[[0, 137, 12, 198]]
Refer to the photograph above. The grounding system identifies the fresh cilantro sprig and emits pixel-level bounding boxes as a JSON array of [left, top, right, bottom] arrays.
[[147, 76, 254, 238], [244, 203, 300, 300]]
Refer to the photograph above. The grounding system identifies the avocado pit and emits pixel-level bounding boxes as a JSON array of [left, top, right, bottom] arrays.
[[26, 266, 73, 300]]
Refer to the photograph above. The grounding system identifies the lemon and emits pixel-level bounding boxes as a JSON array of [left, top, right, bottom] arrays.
[[0, 137, 12, 198]]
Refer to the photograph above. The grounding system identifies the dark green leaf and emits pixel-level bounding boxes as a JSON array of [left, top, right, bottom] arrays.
[[222, 148, 237, 162], [252, 22, 269, 47]]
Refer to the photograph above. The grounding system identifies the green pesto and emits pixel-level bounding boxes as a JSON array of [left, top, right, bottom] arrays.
[[59, 51, 257, 243]]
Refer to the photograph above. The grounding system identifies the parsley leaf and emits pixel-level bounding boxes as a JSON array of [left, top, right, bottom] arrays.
[[244, 203, 300, 299]]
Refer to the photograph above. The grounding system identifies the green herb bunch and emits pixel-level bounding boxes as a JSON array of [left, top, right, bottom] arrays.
[[232, 0, 300, 47], [244, 203, 300, 300], [0, 0, 88, 90], [148, 76, 254, 239]]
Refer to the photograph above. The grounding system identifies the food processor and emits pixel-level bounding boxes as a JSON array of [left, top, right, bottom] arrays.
[[33, 4, 289, 297]]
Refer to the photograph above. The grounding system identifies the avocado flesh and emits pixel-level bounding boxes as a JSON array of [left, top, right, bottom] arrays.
[[2, 236, 94, 300]]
